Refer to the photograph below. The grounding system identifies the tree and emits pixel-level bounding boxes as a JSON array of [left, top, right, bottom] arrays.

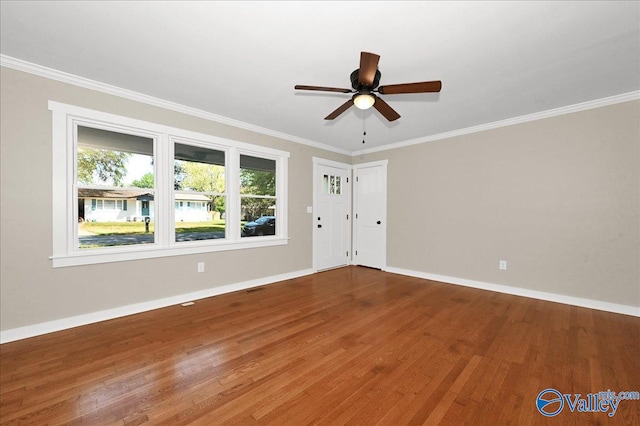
[[127, 162, 184, 189], [240, 168, 276, 219], [77, 148, 130, 186], [181, 162, 225, 193], [240, 169, 275, 196], [131, 172, 154, 188], [241, 197, 274, 220], [173, 161, 185, 190], [214, 197, 226, 216], [179, 161, 226, 217]]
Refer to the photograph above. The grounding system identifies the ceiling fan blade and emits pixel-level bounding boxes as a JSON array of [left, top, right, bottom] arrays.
[[378, 80, 442, 95], [372, 95, 401, 121], [358, 52, 380, 86], [295, 85, 352, 93], [325, 99, 354, 120]]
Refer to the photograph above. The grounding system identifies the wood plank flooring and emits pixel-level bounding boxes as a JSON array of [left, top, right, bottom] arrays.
[[1, 266, 639, 425]]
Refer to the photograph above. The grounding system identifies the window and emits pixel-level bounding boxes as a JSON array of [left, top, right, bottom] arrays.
[[174, 142, 226, 243], [91, 198, 127, 211], [323, 174, 342, 195], [240, 155, 277, 238], [76, 125, 155, 249], [51, 101, 289, 267]]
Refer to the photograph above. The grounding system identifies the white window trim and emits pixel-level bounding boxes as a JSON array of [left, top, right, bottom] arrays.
[[50, 101, 289, 267]]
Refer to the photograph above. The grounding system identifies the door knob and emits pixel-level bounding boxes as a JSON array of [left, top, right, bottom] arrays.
[[317, 224, 322, 228], [376, 221, 381, 225]]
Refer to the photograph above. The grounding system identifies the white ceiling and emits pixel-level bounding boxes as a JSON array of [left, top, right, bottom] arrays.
[[1, 1, 639, 154]]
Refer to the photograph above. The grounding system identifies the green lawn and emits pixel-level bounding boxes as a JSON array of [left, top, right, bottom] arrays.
[[175, 220, 226, 234], [80, 220, 227, 235]]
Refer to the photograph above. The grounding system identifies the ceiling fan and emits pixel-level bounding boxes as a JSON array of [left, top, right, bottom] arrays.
[[295, 51, 442, 122]]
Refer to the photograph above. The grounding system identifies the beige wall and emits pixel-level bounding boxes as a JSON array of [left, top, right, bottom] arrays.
[[1, 65, 638, 333], [0, 67, 350, 331], [355, 100, 640, 308]]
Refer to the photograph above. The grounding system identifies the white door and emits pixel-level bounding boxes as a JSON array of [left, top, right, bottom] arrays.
[[354, 161, 387, 269], [314, 160, 350, 271]]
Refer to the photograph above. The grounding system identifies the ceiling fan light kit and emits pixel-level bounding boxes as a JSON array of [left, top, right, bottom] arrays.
[[295, 51, 442, 122], [353, 94, 375, 110]]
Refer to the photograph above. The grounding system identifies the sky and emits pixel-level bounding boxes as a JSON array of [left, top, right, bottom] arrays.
[[124, 154, 154, 186]]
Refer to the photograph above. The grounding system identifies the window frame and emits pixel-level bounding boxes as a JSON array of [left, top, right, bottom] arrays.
[[239, 151, 281, 238], [170, 136, 229, 245], [50, 101, 289, 267]]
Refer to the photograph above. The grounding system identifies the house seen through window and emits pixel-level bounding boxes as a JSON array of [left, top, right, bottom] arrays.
[[77, 126, 155, 249]]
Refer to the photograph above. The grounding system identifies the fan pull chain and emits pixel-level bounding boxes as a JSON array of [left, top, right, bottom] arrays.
[[362, 115, 367, 144]]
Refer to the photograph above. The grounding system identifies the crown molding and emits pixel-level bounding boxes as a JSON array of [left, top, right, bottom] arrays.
[[0, 54, 352, 156], [352, 90, 640, 156], [3, 54, 637, 159]]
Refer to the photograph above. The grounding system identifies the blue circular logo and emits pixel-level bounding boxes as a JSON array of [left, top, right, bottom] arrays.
[[536, 388, 564, 417]]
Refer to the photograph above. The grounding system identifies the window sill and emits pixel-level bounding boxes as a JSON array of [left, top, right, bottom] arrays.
[[50, 237, 289, 268]]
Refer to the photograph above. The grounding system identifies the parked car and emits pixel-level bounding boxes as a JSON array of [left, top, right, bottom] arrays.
[[242, 216, 276, 237]]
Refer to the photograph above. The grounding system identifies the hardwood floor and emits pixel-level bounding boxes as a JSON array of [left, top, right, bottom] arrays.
[[1, 266, 639, 425]]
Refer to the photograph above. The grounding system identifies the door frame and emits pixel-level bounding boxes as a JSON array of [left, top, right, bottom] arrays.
[[312, 157, 352, 272], [353, 160, 388, 270]]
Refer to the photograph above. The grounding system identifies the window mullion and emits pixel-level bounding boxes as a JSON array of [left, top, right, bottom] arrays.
[[227, 148, 240, 241], [277, 156, 288, 239], [69, 121, 79, 253], [155, 133, 170, 247]]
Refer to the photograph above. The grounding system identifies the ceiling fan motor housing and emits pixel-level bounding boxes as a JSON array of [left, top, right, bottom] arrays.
[[350, 69, 381, 92]]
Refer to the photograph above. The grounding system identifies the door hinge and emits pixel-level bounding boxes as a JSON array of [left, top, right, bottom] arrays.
[[346, 177, 349, 183], [355, 213, 358, 219], [356, 176, 359, 182], [355, 250, 358, 256], [346, 214, 349, 220], [346, 251, 349, 257]]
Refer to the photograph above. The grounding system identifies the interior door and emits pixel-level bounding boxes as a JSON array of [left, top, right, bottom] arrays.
[[314, 161, 350, 271], [354, 161, 387, 269]]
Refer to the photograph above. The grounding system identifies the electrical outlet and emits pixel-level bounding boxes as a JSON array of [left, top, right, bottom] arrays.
[[499, 260, 507, 270], [197, 262, 205, 273]]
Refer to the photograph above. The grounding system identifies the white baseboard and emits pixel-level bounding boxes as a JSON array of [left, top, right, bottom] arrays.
[[384, 267, 640, 318], [4, 266, 636, 344], [0, 268, 314, 344]]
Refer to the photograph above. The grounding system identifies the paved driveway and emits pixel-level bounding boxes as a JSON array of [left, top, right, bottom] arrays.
[[79, 231, 225, 247]]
